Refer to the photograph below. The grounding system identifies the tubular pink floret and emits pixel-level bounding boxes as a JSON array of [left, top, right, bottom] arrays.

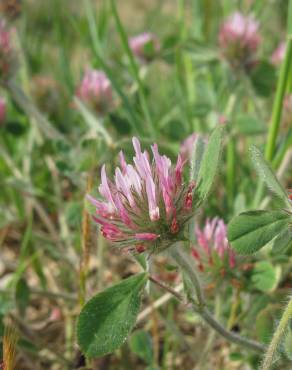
[[115, 168, 135, 207], [119, 151, 127, 174], [93, 217, 123, 240], [135, 233, 160, 241], [145, 176, 160, 221], [99, 165, 116, 212]]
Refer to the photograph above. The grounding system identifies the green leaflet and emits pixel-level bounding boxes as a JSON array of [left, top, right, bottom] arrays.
[[77, 273, 148, 358], [251, 261, 279, 292], [129, 330, 153, 365], [227, 210, 292, 255], [190, 135, 206, 182], [250, 146, 290, 208], [196, 126, 224, 202], [271, 228, 292, 254]]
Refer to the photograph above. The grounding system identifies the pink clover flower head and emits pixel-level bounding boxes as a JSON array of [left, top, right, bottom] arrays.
[[76, 69, 113, 115], [0, 19, 15, 82], [0, 97, 6, 122], [88, 137, 198, 253], [218, 12, 260, 69], [271, 42, 286, 66], [129, 32, 160, 62], [193, 217, 236, 270]]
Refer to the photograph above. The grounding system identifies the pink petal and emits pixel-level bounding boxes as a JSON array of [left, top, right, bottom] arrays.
[[119, 151, 127, 174], [115, 168, 135, 207], [98, 165, 116, 210], [113, 193, 132, 226], [86, 194, 112, 217], [145, 176, 159, 221], [175, 154, 185, 187]]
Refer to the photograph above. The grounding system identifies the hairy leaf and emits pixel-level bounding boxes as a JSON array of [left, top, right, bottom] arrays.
[[129, 330, 153, 365], [196, 126, 224, 202], [271, 228, 292, 254], [227, 210, 291, 254], [250, 146, 290, 207], [77, 273, 147, 358], [190, 135, 206, 182], [251, 261, 279, 292]]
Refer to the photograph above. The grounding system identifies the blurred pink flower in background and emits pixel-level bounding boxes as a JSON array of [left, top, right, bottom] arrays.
[[218, 114, 228, 125], [271, 42, 285, 65], [218, 12, 260, 68], [88, 137, 197, 254], [76, 69, 113, 115], [0, 19, 15, 81], [129, 32, 160, 61], [180, 133, 197, 162], [0, 97, 6, 122], [192, 217, 236, 272]]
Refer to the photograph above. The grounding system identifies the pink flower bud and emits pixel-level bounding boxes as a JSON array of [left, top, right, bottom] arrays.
[[0, 97, 6, 122], [88, 138, 197, 254], [218, 12, 260, 69], [76, 69, 113, 115], [193, 217, 236, 270], [129, 32, 160, 62], [271, 42, 286, 66]]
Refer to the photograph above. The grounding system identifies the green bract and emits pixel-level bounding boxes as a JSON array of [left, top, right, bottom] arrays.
[[196, 126, 224, 203]]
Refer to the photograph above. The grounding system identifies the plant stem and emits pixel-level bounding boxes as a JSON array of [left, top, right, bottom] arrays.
[[254, 2, 292, 206], [169, 245, 205, 305], [261, 297, 292, 370], [265, 40, 292, 162], [226, 140, 235, 208], [195, 294, 221, 370], [168, 245, 265, 353], [149, 275, 184, 301], [110, 0, 156, 138], [200, 306, 265, 353]]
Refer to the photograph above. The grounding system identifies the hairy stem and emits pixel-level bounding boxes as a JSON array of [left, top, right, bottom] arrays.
[[201, 306, 265, 353], [149, 275, 184, 301], [168, 245, 265, 354], [169, 245, 205, 305], [261, 297, 292, 370]]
